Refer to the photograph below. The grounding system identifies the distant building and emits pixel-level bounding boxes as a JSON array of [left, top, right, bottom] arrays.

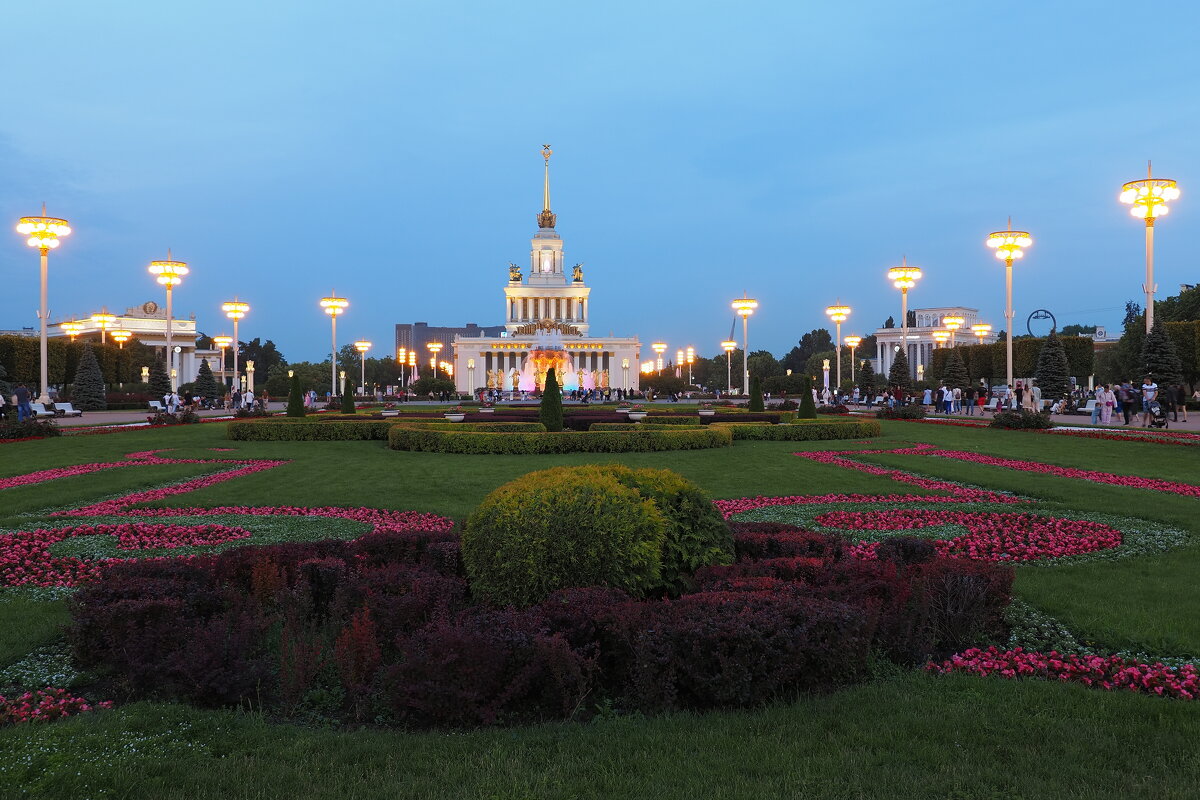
[[395, 322, 507, 360], [873, 307, 997, 379]]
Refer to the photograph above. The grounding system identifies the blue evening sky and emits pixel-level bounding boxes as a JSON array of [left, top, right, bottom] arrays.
[[2, 1, 1197, 362]]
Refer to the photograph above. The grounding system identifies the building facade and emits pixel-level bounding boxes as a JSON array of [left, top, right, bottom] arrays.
[[873, 306, 998, 379], [395, 322, 506, 361], [448, 147, 641, 394]]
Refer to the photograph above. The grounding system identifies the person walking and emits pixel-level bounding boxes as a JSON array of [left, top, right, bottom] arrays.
[[1090, 385, 1103, 425], [14, 383, 32, 422], [1030, 380, 1042, 413], [964, 385, 976, 415], [1140, 376, 1158, 427], [1099, 384, 1115, 424], [1177, 384, 1189, 423], [1118, 381, 1133, 425]]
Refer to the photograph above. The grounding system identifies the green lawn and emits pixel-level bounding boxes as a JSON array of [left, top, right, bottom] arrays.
[[1, 420, 1198, 799]]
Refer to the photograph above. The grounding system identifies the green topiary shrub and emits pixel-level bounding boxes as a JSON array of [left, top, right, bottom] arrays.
[[990, 408, 1054, 429], [748, 376, 764, 412], [464, 466, 667, 606], [148, 356, 172, 399], [72, 344, 108, 411], [877, 404, 925, 420], [195, 359, 219, 404], [539, 367, 564, 431], [286, 372, 306, 417], [713, 420, 881, 440], [798, 377, 818, 419], [340, 391, 356, 414]]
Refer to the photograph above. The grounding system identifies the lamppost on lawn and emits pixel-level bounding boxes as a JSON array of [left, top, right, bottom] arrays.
[[732, 294, 758, 395], [320, 292, 348, 396], [16, 204, 71, 403], [652, 342, 667, 374], [212, 335, 233, 385], [90, 310, 116, 345], [825, 302, 850, 388], [111, 329, 132, 349], [148, 251, 189, 391], [721, 340, 737, 393], [675, 349, 684, 379], [222, 299, 249, 386], [686, 346, 695, 385], [354, 340, 371, 396], [932, 329, 950, 348], [844, 336, 862, 384], [985, 219, 1032, 389], [427, 342, 443, 377], [398, 347, 407, 386], [1120, 162, 1180, 332], [943, 315, 964, 347], [887, 258, 921, 379], [60, 319, 84, 341]]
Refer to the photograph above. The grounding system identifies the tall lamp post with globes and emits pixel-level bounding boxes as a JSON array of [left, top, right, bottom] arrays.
[[686, 346, 694, 385], [407, 350, 417, 381], [844, 336, 862, 384], [60, 320, 84, 342], [887, 258, 921, 379], [212, 335, 233, 386], [943, 315, 964, 347], [732, 294, 758, 395], [721, 340, 737, 393], [397, 347, 407, 386], [652, 342, 667, 374], [354, 340, 372, 396], [985, 220, 1032, 390], [319, 292, 348, 396], [111, 329, 132, 349], [426, 342, 443, 377], [222, 300, 249, 386], [90, 310, 116, 345], [148, 251, 189, 391], [16, 206, 71, 403], [825, 302, 850, 388], [1119, 162, 1180, 332]]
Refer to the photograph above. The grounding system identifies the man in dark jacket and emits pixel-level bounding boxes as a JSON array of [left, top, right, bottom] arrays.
[[15, 384, 32, 422]]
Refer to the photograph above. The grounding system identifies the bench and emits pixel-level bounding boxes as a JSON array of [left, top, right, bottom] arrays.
[[52, 402, 83, 417], [1076, 399, 1097, 416], [28, 403, 58, 419], [982, 398, 999, 412], [148, 400, 165, 412]]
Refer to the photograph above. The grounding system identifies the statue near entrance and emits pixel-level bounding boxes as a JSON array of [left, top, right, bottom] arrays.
[[510, 369, 520, 392], [486, 369, 497, 390], [572, 262, 584, 282], [508, 262, 521, 282], [600, 369, 610, 389]]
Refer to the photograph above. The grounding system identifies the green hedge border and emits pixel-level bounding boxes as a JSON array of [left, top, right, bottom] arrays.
[[227, 420, 547, 441], [711, 421, 881, 440], [387, 426, 733, 454]]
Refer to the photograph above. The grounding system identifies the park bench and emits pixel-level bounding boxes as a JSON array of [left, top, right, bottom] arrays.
[[148, 400, 165, 412], [28, 403, 58, 419], [52, 402, 83, 417], [982, 398, 999, 412], [1076, 399, 1097, 416]]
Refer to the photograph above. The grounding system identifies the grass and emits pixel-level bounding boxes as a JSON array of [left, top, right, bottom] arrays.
[[0, 419, 1198, 798]]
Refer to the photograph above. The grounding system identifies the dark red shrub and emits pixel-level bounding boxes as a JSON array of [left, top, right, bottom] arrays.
[[875, 536, 937, 566], [730, 522, 846, 560]]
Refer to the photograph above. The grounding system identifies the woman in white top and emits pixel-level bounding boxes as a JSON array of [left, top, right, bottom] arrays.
[[1100, 384, 1116, 424]]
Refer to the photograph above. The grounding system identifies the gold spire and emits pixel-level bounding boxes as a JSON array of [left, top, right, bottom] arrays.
[[537, 144, 556, 229]]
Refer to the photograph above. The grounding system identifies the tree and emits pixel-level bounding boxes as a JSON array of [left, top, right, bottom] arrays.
[[0, 362, 11, 402], [148, 355, 172, 399], [1123, 300, 1143, 327], [748, 375, 764, 411], [72, 344, 108, 410], [195, 359, 219, 403], [240, 338, 286, 377], [1140, 318, 1184, 386], [941, 348, 969, 390], [746, 350, 782, 379], [888, 348, 912, 395], [409, 377, 456, 397], [797, 377, 817, 418], [782, 329, 834, 373], [857, 356, 876, 395], [1034, 330, 1071, 402], [539, 367, 563, 431], [1060, 324, 1098, 337], [286, 372, 306, 417], [882, 316, 895, 329]]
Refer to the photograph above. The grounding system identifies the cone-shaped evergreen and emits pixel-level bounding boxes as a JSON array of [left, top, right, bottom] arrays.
[[148, 356, 172, 398], [798, 376, 818, 418], [72, 344, 108, 410], [341, 390, 356, 414], [195, 359, 219, 404], [857, 357, 876, 396], [1140, 318, 1184, 386], [749, 375, 764, 411], [286, 372, 306, 417], [941, 349, 969, 390], [539, 367, 564, 431], [1034, 330, 1072, 402], [888, 348, 912, 395]]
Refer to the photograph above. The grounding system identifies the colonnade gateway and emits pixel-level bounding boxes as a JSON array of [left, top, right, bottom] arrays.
[[450, 147, 641, 394]]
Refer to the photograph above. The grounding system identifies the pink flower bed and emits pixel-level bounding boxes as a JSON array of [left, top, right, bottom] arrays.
[[1048, 429, 1200, 447], [814, 509, 1122, 562], [927, 647, 1199, 700], [0, 688, 114, 724]]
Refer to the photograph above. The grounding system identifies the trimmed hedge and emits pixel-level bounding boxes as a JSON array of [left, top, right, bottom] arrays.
[[388, 426, 733, 454], [228, 420, 394, 441], [590, 423, 706, 431], [711, 421, 881, 440]]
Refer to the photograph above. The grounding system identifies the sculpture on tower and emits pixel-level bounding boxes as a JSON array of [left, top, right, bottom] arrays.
[[508, 262, 521, 282], [572, 263, 584, 282]]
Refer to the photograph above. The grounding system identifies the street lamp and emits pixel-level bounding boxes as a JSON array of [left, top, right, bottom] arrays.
[[212, 335, 233, 385], [1120, 162, 1180, 332], [16, 205, 71, 403], [110, 329, 132, 349], [844, 336, 862, 384], [320, 292, 348, 395], [652, 342, 667, 374], [675, 349, 684, 379], [732, 293, 758, 395], [943, 315, 964, 347], [467, 358, 475, 394], [60, 319, 84, 341], [427, 342, 443, 378], [398, 347, 407, 386], [721, 340, 737, 394], [985, 219, 1032, 389], [222, 299, 250, 385], [90, 310, 116, 345], [354, 340, 372, 396], [825, 302, 850, 388], [407, 350, 417, 380], [148, 251, 189, 391], [887, 258, 921, 379], [621, 357, 630, 391], [686, 346, 695, 385], [932, 329, 950, 348], [971, 323, 992, 344]]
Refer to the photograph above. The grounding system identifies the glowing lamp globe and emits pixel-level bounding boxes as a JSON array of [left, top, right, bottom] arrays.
[[354, 340, 372, 354], [320, 295, 348, 316], [212, 335, 233, 349], [825, 304, 850, 324], [16, 214, 71, 250], [732, 296, 759, 317], [1120, 174, 1180, 220], [986, 229, 1033, 261], [844, 335, 862, 348], [943, 315, 965, 331], [149, 258, 188, 287], [721, 340, 737, 353], [60, 320, 84, 339], [887, 263, 922, 290], [932, 330, 951, 345], [111, 330, 132, 346], [222, 300, 250, 320]]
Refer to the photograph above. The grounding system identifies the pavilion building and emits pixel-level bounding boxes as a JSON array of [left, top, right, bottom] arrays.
[[873, 306, 998, 380]]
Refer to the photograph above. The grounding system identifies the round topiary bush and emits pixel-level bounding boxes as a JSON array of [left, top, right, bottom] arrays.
[[463, 465, 734, 606]]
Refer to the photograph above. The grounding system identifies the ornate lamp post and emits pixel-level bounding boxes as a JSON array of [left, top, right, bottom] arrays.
[[732, 294, 758, 395], [675, 349, 684, 379], [319, 292, 348, 395], [985, 220, 1032, 389], [652, 342, 667, 374], [622, 358, 630, 392], [16, 205, 71, 403], [407, 350, 416, 381], [467, 358, 475, 395], [212, 335, 233, 385], [1120, 162, 1180, 332], [60, 319, 84, 341], [932, 329, 950, 349], [245, 360, 255, 395], [90, 310, 116, 345], [148, 251, 189, 391], [426, 342, 443, 374], [222, 299, 249, 385], [844, 336, 862, 384], [397, 347, 407, 386], [971, 323, 992, 343], [887, 258, 921, 379], [111, 329, 132, 349], [943, 315, 964, 347], [354, 340, 372, 396], [686, 346, 695, 385], [721, 340, 737, 393], [825, 302, 850, 387]]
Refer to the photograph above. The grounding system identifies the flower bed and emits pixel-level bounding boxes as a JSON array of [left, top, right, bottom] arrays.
[[0, 688, 113, 724], [387, 425, 733, 454]]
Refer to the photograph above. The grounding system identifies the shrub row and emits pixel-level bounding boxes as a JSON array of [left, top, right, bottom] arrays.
[[228, 420, 395, 441], [990, 409, 1055, 430], [0, 419, 62, 440], [711, 421, 881, 440], [387, 426, 733, 454], [589, 422, 706, 431], [877, 404, 926, 420]]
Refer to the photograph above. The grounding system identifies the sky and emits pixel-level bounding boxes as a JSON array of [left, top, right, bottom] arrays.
[[2, 1, 1198, 363]]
